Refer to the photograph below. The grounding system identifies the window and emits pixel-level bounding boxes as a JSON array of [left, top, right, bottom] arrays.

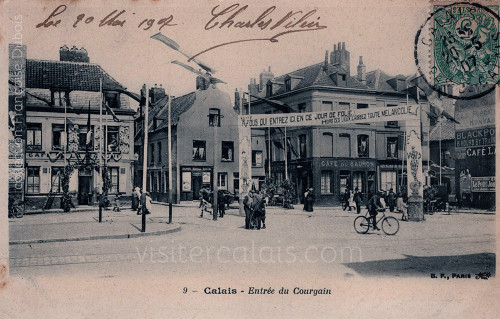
[[321, 101, 333, 112], [51, 167, 63, 193], [193, 140, 206, 161], [286, 137, 292, 162], [298, 103, 306, 113], [338, 133, 351, 157], [357, 134, 369, 157], [252, 150, 263, 167], [26, 167, 40, 194], [299, 134, 307, 158], [104, 92, 120, 108], [386, 104, 399, 127], [285, 78, 291, 91], [381, 171, 397, 192], [221, 141, 234, 162], [387, 137, 398, 158], [150, 170, 157, 192], [52, 124, 66, 151], [321, 171, 333, 194], [218, 172, 228, 190], [266, 82, 272, 97], [164, 172, 169, 193], [51, 90, 69, 107], [149, 143, 155, 164], [78, 126, 93, 151], [27, 123, 42, 151], [157, 142, 162, 163], [321, 133, 333, 157], [233, 172, 239, 194], [339, 171, 350, 194], [209, 108, 221, 127], [353, 172, 364, 193], [110, 167, 119, 193], [106, 126, 119, 152]]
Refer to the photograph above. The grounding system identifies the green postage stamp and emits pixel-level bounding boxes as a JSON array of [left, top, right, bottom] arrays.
[[432, 3, 499, 86]]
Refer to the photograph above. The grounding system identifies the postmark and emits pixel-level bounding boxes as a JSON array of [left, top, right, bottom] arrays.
[[414, 2, 500, 99]]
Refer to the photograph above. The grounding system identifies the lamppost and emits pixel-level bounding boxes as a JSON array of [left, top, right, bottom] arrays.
[[209, 110, 223, 221]]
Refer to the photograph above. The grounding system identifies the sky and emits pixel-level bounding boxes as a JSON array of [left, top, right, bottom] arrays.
[[4, 0, 431, 105]]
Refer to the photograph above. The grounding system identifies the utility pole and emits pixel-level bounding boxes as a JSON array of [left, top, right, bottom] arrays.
[[167, 90, 173, 224], [141, 85, 149, 232], [98, 79, 103, 223], [212, 112, 219, 221]]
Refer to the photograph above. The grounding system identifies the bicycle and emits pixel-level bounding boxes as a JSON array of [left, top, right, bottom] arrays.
[[354, 208, 399, 235], [8, 199, 24, 218]]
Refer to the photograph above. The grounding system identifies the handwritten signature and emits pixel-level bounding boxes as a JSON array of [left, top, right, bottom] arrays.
[[35, 3, 327, 60]]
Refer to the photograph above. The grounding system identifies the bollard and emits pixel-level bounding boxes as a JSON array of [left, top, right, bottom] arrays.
[[446, 202, 450, 215], [169, 202, 173, 224], [141, 208, 146, 232]]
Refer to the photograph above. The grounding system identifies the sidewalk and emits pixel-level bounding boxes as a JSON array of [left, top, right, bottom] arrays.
[[9, 207, 181, 245]]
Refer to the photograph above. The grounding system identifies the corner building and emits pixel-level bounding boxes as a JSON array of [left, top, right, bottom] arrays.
[[245, 42, 430, 205]]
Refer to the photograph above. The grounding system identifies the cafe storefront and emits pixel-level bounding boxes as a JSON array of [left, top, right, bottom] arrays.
[[314, 158, 377, 205]]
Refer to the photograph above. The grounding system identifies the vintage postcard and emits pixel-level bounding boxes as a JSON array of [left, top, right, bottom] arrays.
[[0, 0, 498, 317]]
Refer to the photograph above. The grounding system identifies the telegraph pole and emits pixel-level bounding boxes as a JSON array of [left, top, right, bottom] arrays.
[[212, 113, 218, 221], [141, 85, 149, 232], [167, 90, 173, 224]]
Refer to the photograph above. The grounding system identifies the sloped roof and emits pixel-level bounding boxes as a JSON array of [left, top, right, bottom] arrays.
[[153, 92, 197, 130], [261, 62, 370, 97], [26, 59, 125, 92], [430, 120, 455, 141]]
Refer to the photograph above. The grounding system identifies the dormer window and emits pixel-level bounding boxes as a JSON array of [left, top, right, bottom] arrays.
[[105, 92, 120, 108], [285, 78, 291, 91], [51, 90, 70, 107], [341, 74, 346, 81], [266, 82, 273, 97]]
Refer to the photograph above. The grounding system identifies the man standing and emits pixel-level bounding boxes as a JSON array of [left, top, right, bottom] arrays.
[[387, 188, 396, 212], [252, 191, 266, 230], [243, 190, 254, 229], [353, 187, 362, 214], [367, 191, 384, 230]]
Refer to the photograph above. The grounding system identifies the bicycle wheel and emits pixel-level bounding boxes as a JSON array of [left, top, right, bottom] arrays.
[[382, 216, 399, 235], [354, 216, 370, 234]]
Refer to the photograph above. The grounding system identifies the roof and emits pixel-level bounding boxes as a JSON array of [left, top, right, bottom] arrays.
[[430, 120, 455, 141], [255, 62, 370, 98], [151, 92, 197, 131], [365, 69, 412, 92], [26, 59, 125, 92]]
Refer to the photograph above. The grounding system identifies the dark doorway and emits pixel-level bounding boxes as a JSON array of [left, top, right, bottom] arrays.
[[192, 172, 202, 200], [78, 176, 92, 205]]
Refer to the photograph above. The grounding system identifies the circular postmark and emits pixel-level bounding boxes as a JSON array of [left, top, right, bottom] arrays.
[[414, 2, 500, 99]]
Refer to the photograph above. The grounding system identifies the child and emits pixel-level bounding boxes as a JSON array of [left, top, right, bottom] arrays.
[[397, 193, 408, 221]]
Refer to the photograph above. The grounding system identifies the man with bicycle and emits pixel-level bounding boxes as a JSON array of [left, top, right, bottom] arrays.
[[367, 191, 385, 231]]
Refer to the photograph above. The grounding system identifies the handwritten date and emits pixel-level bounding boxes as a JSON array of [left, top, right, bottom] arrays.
[[36, 5, 176, 31]]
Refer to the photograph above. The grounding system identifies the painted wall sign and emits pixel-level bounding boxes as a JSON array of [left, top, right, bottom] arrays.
[[320, 159, 376, 170], [455, 127, 495, 148], [471, 177, 495, 192]]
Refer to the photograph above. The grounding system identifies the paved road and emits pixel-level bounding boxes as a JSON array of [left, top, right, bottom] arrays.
[[9, 204, 495, 278]]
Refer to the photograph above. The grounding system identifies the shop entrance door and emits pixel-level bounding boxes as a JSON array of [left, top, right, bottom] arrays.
[[192, 172, 202, 200], [78, 176, 92, 205]]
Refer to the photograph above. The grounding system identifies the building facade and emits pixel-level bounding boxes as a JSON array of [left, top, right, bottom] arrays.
[[245, 42, 430, 205], [135, 84, 266, 203], [19, 45, 136, 210]]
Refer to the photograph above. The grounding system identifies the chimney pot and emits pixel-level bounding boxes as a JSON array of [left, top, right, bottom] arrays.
[[334, 44, 337, 51], [338, 42, 341, 50], [342, 42, 346, 50], [359, 56, 364, 64]]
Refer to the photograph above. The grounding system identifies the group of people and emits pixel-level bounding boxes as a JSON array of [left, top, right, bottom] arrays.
[[199, 186, 230, 218], [243, 189, 266, 230], [342, 188, 363, 214], [303, 188, 315, 212], [132, 186, 153, 215]]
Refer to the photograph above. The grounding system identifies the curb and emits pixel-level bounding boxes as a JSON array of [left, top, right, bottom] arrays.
[[9, 226, 182, 245]]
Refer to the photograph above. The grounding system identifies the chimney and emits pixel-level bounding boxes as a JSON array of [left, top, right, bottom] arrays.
[[259, 66, 274, 93], [330, 41, 350, 76], [60, 45, 90, 62], [149, 84, 166, 104], [234, 89, 240, 110], [248, 78, 258, 96], [323, 50, 329, 71], [357, 56, 366, 83]]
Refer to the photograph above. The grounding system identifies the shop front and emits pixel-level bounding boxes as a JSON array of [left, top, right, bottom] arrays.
[[180, 166, 213, 201], [314, 158, 377, 205]]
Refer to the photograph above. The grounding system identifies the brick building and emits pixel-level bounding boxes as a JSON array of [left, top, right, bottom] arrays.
[[245, 42, 431, 205], [18, 45, 136, 210]]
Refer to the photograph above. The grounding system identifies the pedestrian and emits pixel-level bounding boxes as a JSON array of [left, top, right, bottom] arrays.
[[353, 187, 362, 214], [305, 188, 314, 213], [135, 187, 143, 215], [388, 188, 396, 212], [303, 189, 309, 211], [217, 189, 226, 218], [113, 194, 121, 212], [348, 190, 356, 211], [342, 189, 350, 211], [367, 191, 384, 230], [397, 193, 408, 221], [132, 186, 140, 211], [252, 191, 264, 230], [243, 190, 255, 229], [139, 191, 152, 215]]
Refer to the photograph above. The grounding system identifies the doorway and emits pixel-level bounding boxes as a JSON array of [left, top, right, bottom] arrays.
[[192, 172, 202, 200], [78, 176, 92, 205]]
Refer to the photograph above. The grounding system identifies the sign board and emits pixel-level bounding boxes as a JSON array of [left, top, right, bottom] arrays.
[[471, 177, 495, 192], [239, 104, 419, 128]]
